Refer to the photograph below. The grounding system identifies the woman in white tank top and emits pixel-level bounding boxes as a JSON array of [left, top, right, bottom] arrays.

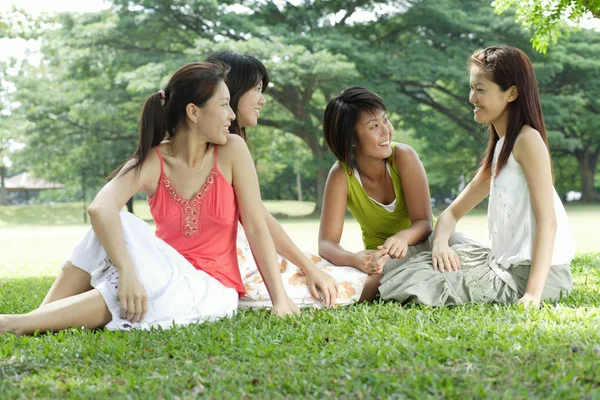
[[378, 45, 574, 307]]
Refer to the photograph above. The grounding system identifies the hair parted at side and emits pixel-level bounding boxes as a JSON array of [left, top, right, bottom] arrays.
[[323, 86, 387, 170], [204, 50, 269, 141], [111, 61, 230, 179], [468, 45, 551, 176]]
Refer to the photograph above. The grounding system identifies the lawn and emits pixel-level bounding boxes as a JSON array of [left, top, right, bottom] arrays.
[[1, 202, 599, 398]]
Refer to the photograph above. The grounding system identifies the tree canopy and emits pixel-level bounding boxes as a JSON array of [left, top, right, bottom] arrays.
[[3, 0, 599, 211]]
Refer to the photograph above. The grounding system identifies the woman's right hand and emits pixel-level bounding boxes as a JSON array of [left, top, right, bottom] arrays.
[[432, 240, 461, 272], [354, 249, 389, 274], [117, 268, 148, 323], [272, 296, 301, 317]]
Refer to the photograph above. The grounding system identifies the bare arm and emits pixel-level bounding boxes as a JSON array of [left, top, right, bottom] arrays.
[[435, 167, 491, 244], [318, 163, 355, 266], [432, 165, 491, 271], [318, 163, 388, 272], [380, 145, 433, 258], [513, 128, 557, 305], [87, 153, 160, 322], [264, 207, 338, 307], [264, 207, 314, 273], [226, 135, 299, 316]]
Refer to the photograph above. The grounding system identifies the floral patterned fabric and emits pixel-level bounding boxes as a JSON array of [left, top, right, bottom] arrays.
[[236, 223, 367, 309]]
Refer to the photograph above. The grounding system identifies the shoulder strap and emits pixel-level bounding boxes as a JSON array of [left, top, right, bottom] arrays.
[[153, 146, 165, 175]]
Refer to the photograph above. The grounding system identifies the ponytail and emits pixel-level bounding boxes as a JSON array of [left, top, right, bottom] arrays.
[[108, 62, 229, 180], [108, 91, 167, 179]]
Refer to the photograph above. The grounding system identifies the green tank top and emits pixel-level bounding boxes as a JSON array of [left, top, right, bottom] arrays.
[[340, 143, 411, 250]]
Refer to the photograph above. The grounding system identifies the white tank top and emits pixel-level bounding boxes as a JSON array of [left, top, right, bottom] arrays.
[[487, 136, 574, 268]]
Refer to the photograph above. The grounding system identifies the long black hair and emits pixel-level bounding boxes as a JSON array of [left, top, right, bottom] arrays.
[[205, 50, 269, 141], [468, 45, 551, 176], [111, 61, 230, 178]]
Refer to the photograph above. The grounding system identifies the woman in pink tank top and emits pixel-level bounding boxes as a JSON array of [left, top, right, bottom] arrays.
[[0, 62, 300, 335]]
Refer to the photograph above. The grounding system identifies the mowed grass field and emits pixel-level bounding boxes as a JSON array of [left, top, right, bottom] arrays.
[[0, 201, 599, 399], [0, 201, 597, 268]]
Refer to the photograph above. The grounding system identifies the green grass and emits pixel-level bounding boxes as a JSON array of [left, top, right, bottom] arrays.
[[1, 255, 600, 398], [1, 202, 600, 398]]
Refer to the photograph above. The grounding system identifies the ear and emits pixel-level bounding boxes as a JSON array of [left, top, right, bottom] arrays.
[[507, 85, 519, 103], [186, 103, 198, 124]]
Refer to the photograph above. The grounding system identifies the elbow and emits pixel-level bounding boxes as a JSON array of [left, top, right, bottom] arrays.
[[87, 204, 101, 220], [425, 223, 433, 238], [318, 242, 325, 259], [318, 239, 329, 259], [87, 200, 119, 222]]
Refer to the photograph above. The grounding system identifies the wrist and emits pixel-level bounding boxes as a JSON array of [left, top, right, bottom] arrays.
[[299, 259, 318, 274], [432, 237, 448, 246], [523, 290, 542, 300], [115, 263, 135, 274]]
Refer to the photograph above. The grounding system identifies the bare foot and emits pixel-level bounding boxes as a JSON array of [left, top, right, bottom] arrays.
[[0, 315, 18, 335]]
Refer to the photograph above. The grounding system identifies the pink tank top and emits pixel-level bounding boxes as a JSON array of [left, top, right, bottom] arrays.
[[147, 146, 244, 297]]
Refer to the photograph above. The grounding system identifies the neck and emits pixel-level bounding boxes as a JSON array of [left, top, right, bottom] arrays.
[[355, 155, 387, 181], [170, 130, 209, 168], [492, 112, 509, 138]]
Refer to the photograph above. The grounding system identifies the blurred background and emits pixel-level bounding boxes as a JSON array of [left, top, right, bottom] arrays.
[[0, 0, 598, 259]]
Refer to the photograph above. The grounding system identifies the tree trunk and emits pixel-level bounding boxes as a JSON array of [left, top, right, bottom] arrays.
[[575, 146, 600, 203], [294, 159, 303, 202], [0, 164, 7, 206], [296, 171, 303, 202], [126, 197, 134, 214], [310, 144, 329, 216], [81, 173, 88, 224]]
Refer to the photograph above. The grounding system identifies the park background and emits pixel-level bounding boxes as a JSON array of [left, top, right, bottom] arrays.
[[1, 0, 600, 398]]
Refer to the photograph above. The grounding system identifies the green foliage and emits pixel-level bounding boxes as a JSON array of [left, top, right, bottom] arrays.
[[1, 253, 600, 398], [493, 0, 600, 52], [4, 0, 600, 205]]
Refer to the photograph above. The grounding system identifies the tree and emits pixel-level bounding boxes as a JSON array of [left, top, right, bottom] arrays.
[[537, 28, 600, 201], [493, 0, 600, 52]]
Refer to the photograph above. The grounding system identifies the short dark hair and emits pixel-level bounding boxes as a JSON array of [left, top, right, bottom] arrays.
[[323, 86, 387, 170], [205, 50, 269, 141]]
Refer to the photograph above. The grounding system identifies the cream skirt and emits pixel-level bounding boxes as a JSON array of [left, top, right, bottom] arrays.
[[69, 212, 238, 330]]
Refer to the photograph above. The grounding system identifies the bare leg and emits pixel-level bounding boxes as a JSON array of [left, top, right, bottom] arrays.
[[1, 289, 112, 336], [41, 261, 93, 306], [358, 273, 383, 302]]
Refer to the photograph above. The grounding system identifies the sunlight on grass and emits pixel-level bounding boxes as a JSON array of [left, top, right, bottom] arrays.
[[1, 202, 599, 398]]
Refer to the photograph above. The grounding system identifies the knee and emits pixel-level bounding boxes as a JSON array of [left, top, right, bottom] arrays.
[[61, 261, 89, 279], [61, 261, 78, 272]]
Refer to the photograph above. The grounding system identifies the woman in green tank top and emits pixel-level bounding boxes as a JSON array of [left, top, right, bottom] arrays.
[[319, 86, 434, 301]]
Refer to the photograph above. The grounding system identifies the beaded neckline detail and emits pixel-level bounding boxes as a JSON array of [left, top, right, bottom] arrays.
[[161, 170, 218, 238]]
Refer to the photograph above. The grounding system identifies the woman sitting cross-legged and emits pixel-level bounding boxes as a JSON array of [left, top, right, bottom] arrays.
[[319, 86, 475, 301], [378, 46, 575, 307]]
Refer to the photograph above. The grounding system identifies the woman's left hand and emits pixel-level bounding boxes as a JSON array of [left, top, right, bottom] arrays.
[[516, 293, 541, 308], [379, 235, 408, 259], [305, 267, 338, 308]]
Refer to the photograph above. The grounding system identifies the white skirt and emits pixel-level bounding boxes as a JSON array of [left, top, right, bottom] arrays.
[[236, 223, 367, 309], [69, 212, 238, 331]]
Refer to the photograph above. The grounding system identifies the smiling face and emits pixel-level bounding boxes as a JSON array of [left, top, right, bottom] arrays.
[[193, 80, 236, 145], [469, 66, 514, 126], [354, 109, 393, 160], [236, 80, 267, 129]]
